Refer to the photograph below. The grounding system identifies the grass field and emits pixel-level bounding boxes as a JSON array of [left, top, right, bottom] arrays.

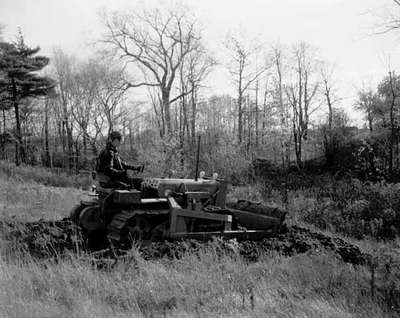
[[0, 247, 389, 318], [0, 165, 399, 317], [0, 178, 83, 221]]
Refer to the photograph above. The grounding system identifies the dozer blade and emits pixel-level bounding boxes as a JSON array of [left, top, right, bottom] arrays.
[[227, 208, 282, 231], [167, 229, 276, 241]]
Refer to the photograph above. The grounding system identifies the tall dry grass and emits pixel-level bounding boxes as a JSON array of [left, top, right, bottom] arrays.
[[0, 244, 393, 318], [0, 160, 89, 221], [0, 160, 92, 189]]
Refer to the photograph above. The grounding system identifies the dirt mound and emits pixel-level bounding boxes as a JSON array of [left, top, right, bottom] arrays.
[[0, 218, 367, 265], [257, 226, 367, 265], [0, 218, 84, 258]]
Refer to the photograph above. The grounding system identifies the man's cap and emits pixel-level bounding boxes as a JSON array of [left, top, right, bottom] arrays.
[[109, 131, 122, 141]]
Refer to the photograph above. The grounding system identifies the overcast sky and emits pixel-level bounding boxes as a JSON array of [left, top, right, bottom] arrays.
[[1, 0, 400, 124]]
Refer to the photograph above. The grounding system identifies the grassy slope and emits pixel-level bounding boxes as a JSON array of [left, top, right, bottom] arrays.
[[0, 160, 88, 221], [0, 166, 396, 317], [0, 177, 83, 221]]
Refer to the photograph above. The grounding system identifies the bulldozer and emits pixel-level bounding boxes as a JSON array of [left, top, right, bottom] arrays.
[[70, 172, 287, 249], [69, 138, 287, 249]]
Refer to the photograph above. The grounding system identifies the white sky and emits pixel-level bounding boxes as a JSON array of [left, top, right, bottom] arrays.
[[1, 0, 400, 124]]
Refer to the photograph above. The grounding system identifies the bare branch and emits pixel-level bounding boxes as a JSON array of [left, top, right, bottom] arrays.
[[100, 7, 202, 134]]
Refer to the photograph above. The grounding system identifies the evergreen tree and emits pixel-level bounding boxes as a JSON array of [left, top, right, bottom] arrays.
[[0, 32, 54, 165]]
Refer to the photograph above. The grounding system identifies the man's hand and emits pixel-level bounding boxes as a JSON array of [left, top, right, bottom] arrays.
[[126, 165, 144, 177], [136, 164, 145, 173]]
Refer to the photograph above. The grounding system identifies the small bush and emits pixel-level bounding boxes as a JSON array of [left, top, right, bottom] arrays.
[[280, 178, 400, 239]]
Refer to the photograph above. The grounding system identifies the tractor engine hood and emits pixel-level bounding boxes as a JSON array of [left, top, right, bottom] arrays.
[[141, 178, 220, 198]]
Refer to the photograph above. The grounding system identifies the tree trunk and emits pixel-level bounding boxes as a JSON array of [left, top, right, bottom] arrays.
[[91, 141, 98, 158], [182, 97, 190, 145], [151, 98, 163, 138], [191, 86, 197, 147], [325, 82, 334, 165], [129, 120, 133, 153], [44, 99, 50, 167], [294, 125, 302, 169], [83, 131, 88, 169], [255, 81, 259, 147], [160, 99, 165, 137], [238, 89, 243, 144], [368, 111, 373, 132], [247, 95, 251, 153], [60, 110, 67, 169], [11, 77, 24, 166], [179, 97, 185, 168], [389, 71, 396, 180], [396, 138, 399, 170], [74, 138, 79, 173], [276, 56, 287, 168], [262, 90, 267, 145], [2, 109, 5, 133], [162, 89, 172, 135], [66, 122, 74, 173], [61, 98, 74, 173], [1, 108, 5, 160]]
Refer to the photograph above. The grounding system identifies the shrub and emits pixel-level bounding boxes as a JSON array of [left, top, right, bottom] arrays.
[[136, 134, 252, 183], [279, 178, 400, 239]]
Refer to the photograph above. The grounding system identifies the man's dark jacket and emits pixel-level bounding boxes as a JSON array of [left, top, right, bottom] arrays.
[[96, 142, 133, 181]]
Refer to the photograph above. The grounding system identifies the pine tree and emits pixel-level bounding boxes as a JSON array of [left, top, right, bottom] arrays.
[[0, 32, 54, 165]]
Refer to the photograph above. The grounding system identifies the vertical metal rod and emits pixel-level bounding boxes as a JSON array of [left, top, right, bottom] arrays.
[[195, 135, 201, 181]]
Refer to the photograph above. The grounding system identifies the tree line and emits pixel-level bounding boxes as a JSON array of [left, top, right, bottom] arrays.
[[0, 4, 399, 181]]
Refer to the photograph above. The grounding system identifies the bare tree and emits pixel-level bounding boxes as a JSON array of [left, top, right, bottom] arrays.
[[68, 60, 102, 168], [376, 1, 400, 33], [181, 45, 215, 146], [52, 49, 76, 171], [355, 88, 378, 132], [147, 86, 164, 137], [320, 64, 338, 132], [270, 45, 291, 167], [320, 63, 342, 164], [225, 31, 266, 144], [285, 43, 320, 167], [50, 51, 134, 170], [102, 7, 202, 135], [387, 70, 397, 179], [94, 61, 130, 135]]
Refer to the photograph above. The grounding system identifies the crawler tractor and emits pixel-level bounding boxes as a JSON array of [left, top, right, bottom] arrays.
[[70, 136, 285, 248], [70, 171, 287, 248]]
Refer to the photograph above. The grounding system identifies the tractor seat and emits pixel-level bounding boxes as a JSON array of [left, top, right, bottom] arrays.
[[94, 172, 114, 195], [97, 185, 113, 195], [96, 172, 111, 184]]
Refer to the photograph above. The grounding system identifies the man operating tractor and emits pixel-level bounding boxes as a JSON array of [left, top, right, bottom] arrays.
[[96, 131, 144, 189]]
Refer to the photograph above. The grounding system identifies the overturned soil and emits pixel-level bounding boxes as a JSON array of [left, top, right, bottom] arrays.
[[0, 217, 368, 265]]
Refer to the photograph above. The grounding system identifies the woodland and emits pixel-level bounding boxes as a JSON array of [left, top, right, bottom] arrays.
[[0, 5, 397, 183]]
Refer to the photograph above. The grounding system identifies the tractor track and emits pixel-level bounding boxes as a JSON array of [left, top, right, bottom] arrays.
[[0, 217, 368, 265]]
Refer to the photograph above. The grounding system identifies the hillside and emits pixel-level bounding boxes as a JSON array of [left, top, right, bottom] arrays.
[[0, 166, 399, 317]]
